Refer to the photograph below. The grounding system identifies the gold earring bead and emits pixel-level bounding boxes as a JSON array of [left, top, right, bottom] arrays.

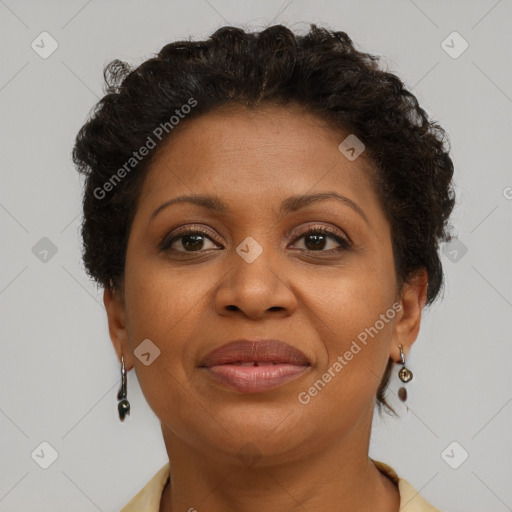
[[397, 344, 413, 402]]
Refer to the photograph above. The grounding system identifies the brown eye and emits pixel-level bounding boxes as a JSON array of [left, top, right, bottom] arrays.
[[176, 233, 208, 251], [290, 226, 350, 252], [160, 229, 221, 253], [304, 232, 329, 250]]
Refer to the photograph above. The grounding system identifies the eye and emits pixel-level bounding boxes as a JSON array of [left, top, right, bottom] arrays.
[[159, 227, 222, 253], [159, 224, 351, 255], [289, 225, 350, 252]]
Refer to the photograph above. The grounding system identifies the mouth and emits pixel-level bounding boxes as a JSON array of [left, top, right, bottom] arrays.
[[198, 339, 311, 393]]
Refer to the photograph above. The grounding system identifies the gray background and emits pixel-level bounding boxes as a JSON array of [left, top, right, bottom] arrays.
[[1, 0, 511, 510]]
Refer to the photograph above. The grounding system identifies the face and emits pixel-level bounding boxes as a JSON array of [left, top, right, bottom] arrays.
[[105, 103, 426, 465]]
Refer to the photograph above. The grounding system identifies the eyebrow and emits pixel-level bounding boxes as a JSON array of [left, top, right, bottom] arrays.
[[150, 192, 369, 225]]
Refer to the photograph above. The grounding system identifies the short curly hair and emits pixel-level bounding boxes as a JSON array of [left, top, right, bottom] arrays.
[[72, 23, 455, 415]]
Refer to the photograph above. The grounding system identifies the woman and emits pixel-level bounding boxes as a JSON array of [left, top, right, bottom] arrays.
[[72, 23, 453, 511]]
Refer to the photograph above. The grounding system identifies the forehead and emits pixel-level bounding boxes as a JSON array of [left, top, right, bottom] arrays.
[[136, 103, 379, 218]]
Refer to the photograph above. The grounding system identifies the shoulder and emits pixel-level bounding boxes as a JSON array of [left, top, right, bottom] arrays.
[[120, 462, 170, 512], [372, 459, 444, 511], [120, 459, 444, 511]]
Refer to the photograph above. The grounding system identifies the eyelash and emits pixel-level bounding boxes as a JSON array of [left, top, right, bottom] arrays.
[[159, 224, 351, 254]]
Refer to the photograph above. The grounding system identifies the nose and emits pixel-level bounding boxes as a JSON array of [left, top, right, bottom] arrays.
[[214, 246, 298, 320]]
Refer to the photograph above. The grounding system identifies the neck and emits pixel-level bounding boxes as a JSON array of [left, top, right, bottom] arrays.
[[159, 405, 399, 512]]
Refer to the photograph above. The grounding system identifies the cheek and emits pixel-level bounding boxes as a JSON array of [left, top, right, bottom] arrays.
[[122, 256, 212, 404], [298, 293, 396, 431], [304, 252, 397, 403], [124, 246, 213, 341]]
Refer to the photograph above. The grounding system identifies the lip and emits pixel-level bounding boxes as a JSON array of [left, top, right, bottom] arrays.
[[199, 339, 311, 393]]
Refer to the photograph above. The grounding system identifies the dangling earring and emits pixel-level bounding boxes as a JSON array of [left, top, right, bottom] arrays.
[[397, 344, 413, 402], [117, 355, 130, 421]]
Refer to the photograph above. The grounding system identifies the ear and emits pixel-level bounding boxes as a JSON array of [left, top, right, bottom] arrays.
[[103, 285, 134, 370], [390, 268, 428, 362]]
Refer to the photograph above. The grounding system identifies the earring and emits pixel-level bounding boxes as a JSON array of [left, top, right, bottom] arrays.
[[117, 355, 130, 421], [397, 344, 413, 402]]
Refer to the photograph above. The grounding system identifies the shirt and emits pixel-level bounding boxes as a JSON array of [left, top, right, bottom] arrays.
[[120, 459, 442, 511]]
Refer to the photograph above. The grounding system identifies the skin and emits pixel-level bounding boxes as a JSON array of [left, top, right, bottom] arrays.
[[104, 102, 428, 512]]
